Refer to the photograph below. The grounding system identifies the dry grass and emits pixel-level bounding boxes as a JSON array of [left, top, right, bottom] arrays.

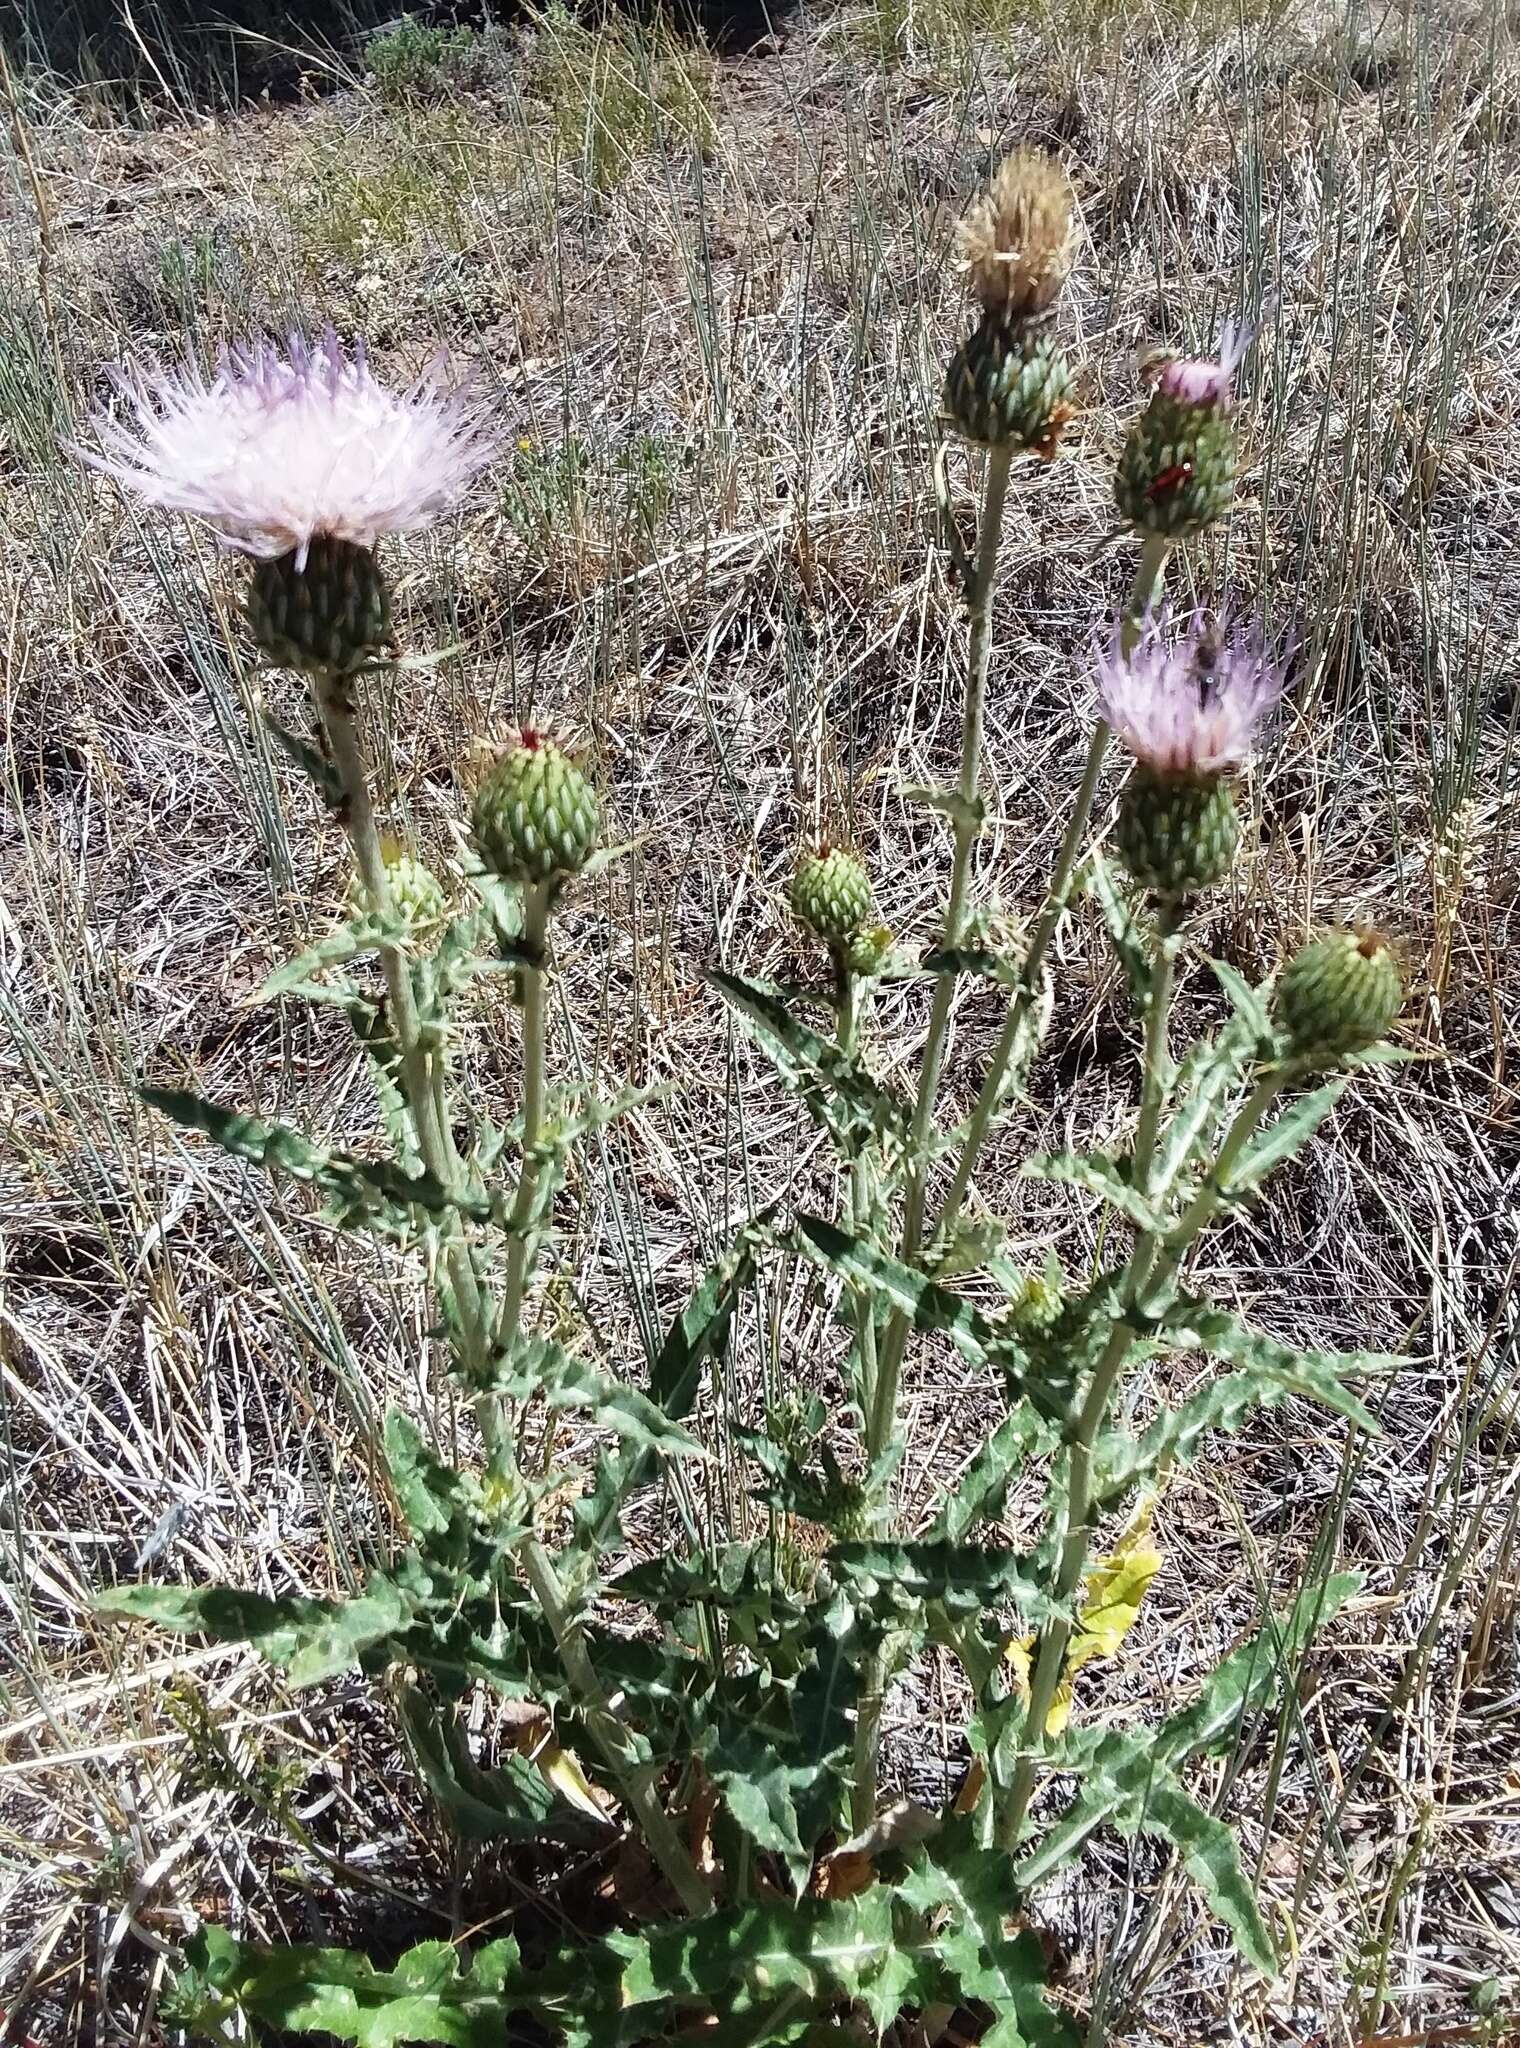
[[2, 0, 1519, 2039]]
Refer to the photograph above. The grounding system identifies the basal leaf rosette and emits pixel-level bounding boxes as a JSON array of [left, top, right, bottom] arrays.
[[82, 328, 498, 676], [1097, 606, 1284, 899]]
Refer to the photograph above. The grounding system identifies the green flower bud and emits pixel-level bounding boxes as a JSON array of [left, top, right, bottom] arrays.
[[944, 311, 1073, 455], [1113, 388, 1239, 539], [791, 845, 874, 945], [472, 732, 600, 884], [349, 844, 449, 934], [248, 537, 392, 675], [1005, 1264, 1066, 1347], [1275, 929, 1403, 1064], [1114, 767, 1240, 897]]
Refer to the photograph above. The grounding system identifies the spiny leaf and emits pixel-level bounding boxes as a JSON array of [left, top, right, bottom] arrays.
[[1155, 1297, 1392, 1428], [1150, 1013, 1258, 1197], [791, 1215, 997, 1368], [1223, 1079, 1345, 1198], [166, 1924, 593, 2047], [930, 1405, 1056, 1542], [262, 708, 343, 810], [1156, 1571, 1361, 1762], [899, 1843, 1077, 2041], [1207, 957, 1274, 1046], [902, 785, 986, 836], [575, 1234, 756, 1556], [1085, 853, 1152, 1006], [707, 969, 910, 1144], [826, 1540, 1060, 1623], [257, 915, 395, 1001], [98, 1576, 413, 1687], [1022, 1150, 1165, 1234], [489, 1335, 708, 1459], [141, 1087, 491, 1223], [919, 946, 1021, 987], [1015, 1730, 1274, 1974], [396, 1684, 577, 1843]]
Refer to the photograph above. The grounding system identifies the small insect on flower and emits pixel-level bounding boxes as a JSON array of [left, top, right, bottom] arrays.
[[1145, 461, 1194, 501], [79, 327, 498, 564], [1096, 604, 1286, 779]]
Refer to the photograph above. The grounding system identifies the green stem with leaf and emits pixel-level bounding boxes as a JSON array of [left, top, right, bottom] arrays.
[[318, 685, 710, 1916], [933, 533, 1173, 1244], [996, 1050, 1288, 1850]]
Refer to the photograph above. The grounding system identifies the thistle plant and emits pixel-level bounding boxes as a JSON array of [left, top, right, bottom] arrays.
[[88, 185, 1408, 2048]]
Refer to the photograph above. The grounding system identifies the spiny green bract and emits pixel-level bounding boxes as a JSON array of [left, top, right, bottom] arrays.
[[348, 849, 449, 934], [1114, 389, 1238, 539], [791, 846, 874, 944], [943, 311, 1072, 454], [248, 537, 392, 676], [1275, 929, 1403, 1063], [1114, 768, 1240, 897], [472, 732, 601, 883]]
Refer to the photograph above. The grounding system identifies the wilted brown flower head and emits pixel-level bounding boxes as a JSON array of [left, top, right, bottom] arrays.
[[956, 149, 1076, 318]]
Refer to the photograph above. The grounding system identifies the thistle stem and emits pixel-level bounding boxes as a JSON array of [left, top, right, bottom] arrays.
[[314, 676, 493, 1381], [933, 532, 1174, 1242], [996, 1058, 1286, 1851], [315, 686, 708, 1915], [499, 882, 551, 1366]]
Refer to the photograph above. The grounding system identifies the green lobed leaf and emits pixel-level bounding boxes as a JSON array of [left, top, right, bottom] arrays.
[[1150, 1013, 1258, 1198], [899, 1841, 1077, 2042], [919, 946, 1021, 987], [901, 784, 987, 836], [826, 1540, 1060, 1623], [1085, 853, 1152, 1007], [1155, 1571, 1361, 1763], [1155, 1297, 1393, 1428], [262, 708, 344, 810], [1021, 1150, 1165, 1234], [1207, 957, 1275, 1046], [574, 1235, 756, 1557], [258, 915, 395, 1001], [1014, 1730, 1274, 1974], [930, 1405, 1057, 1542], [141, 1087, 491, 1223], [791, 1214, 997, 1368], [99, 1575, 413, 1687], [707, 969, 911, 1146], [1223, 1079, 1346, 1199], [489, 1334, 708, 1459], [394, 1684, 596, 1844]]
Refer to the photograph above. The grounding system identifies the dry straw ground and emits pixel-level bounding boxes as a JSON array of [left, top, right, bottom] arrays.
[[2, 0, 1519, 2039]]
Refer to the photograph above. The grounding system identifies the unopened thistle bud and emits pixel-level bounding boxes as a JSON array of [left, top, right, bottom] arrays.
[[248, 536, 393, 676], [1005, 1262, 1067, 1347], [1275, 929, 1403, 1064], [944, 313, 1074, 455], [349, 840, 448, 933], [1097, 607, 1284, 900], [944, 150, 1077, 456], [791, 845, 874, 946], [1114, 321, 1251, 540], [471, 731, 600, 884], [1115, 771, 1241, 897]]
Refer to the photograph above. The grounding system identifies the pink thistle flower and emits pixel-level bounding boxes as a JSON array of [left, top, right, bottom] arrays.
[[1158, 318, 1254, 410], [80, 329, 497, 565], [1096, 605, 1285, 777]]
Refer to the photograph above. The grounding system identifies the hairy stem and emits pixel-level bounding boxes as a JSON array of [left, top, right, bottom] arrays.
[[316, 689, 709, 1913], [499, 881, 552, 1365], [996, 1059, 1286, 1849], [933, 532, 1175, 1242]]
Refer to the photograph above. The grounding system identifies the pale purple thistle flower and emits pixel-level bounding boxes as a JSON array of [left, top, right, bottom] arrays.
[[1159, 318, 1254, 410], [81, 329, 497, 566], [1096, 606, 1284, 778]]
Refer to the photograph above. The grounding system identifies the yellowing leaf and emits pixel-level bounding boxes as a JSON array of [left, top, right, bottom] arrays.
[[1004, 1499, 1163, 1734]]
